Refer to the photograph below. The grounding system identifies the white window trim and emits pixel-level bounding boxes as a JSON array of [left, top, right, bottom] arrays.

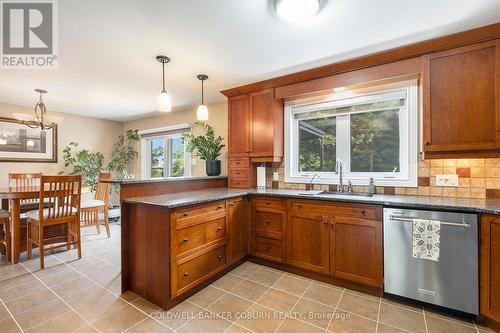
[[284, 79, 419, 187], [140, 124, 192, 179]]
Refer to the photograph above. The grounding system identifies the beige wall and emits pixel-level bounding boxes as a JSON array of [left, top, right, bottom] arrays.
[[0, 103, 123, 187], [124, 101, 228, 177]]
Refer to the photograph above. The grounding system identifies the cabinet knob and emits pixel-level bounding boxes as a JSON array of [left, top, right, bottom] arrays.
[[297, 204, 302, 208], [183, 272, 189, 277], [183, 237, 189, 242], [217, 226, 222, 231], [266, 219, 271, 225], [236, 172, 240, 175], [236, 161, 240, 164], [265, 201, 270, 205], [265, 244, 271, 251], [361, 210, 366, 215], [217, 205, 223, 209], [330, 221, 335, 227], [218, 255, 223, 261], [183, 213, 188, 217], [236, 181, 240, 184], [425, 141, 431, 145], [324, 220, 328, 225], [229, 202, 234, 206]]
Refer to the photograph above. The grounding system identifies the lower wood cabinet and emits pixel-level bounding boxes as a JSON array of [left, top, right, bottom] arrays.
[[287, 199, 383, 288], [480, 214, 500, 323], [228, 197, 248, 264]]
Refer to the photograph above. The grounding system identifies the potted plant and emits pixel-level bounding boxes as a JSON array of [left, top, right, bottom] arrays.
[[183, 121, 225, 176], [60, 142, 105, 191]]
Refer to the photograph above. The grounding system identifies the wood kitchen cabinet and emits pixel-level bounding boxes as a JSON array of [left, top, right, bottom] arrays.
[[228, 95, 251, 157], [423, 40, 500, 158], [227, 197, 248, 264], [287, 199, 383, 287], [480, 214, 500, 324], [251, 197, 286, 262]]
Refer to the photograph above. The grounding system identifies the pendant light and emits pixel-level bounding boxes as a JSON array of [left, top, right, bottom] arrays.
[[18, 89, 56, 130], [275, 0, 320, 25], [156, 55, 172, 112], [196, 74, 209, 121]]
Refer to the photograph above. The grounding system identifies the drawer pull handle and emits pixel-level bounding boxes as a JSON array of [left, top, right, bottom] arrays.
[[183, 272, 189, 277], [183, 237, 189, 242], [265, 244, 271, 251], [266, 201, 270, 205], [217, 226, 222, 231], [218, 255, 223, 261], [236, 181, 240, 184], [298, 204, 302, 208], [324, 220, 328, 225], [361, 210, 366, 215], [236, 161, 240, 164], [183, 213, 188, 217], [229, 202, 234, 206], [330, 221, 335, 227], [236, 172, 240, 175], [425, 141, 431, 145], [266, 220, 271, 225]]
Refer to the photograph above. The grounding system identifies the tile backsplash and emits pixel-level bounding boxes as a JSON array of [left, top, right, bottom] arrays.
[[265, 158, 500, 199]]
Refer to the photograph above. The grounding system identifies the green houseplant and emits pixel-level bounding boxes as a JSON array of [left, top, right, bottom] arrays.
[[60, 142, 105, 191], [107, 129, 140, 179], [183, 121, 225, 176]]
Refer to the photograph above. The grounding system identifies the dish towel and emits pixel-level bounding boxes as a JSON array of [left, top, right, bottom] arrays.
[[412, 219, 441, 262]]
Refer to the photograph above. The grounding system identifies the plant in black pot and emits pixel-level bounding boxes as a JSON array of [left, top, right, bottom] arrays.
[[183, 121, 225, 176]]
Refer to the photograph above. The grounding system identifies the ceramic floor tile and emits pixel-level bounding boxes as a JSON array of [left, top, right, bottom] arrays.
[[230, 262, 260, 278], [337, 292, 380, 320], [71, 325, 99, 333], [292, 297, 334, 329], [76, 292, 128, 323], [188, 285, 226, 308], [61, 284, 111, 308], [0, 278, 47, 303], [131, 296, 163, 315], [328, 309, 377, 333], [49, 276, 95, 298], [13, 298, 71, 330], [230, 279, 269, 302], [91, 303, 147, 333], [247, 268, 284, 286], [24, 309, 87, 333], [5, 288, 57, 314], [126, 317, 173, 333], [153, 301, 204, 330], [0, 303, 11, 321], [207, 293, 253, 321], [235, 304, 283, 333], [273, 275, 310, 296], [423, 306, 476, 329], [176, 314, 233, 333], [0, 273, 36, 291], [0, 317, 22, 333], [377, 323, 411, 333], [257, 288, 299, 313], [379, 302, 427, 333], [225, 323, 253, 332], [425, 315, 477, 333], [302, 283, 342, 307], [211, 273, 244, 291], [277, 318, 325, 333]]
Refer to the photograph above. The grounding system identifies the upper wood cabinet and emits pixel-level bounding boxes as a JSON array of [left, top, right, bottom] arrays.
[[480, 214, 500, 324], [423, 40, 500, 158], [227, 89, 283, 161]]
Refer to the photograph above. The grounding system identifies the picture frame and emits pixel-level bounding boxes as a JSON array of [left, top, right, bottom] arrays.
[[0, 117, 57, 163]]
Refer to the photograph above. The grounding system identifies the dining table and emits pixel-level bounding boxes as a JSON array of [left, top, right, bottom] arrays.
[[0, 185, 90, 263]]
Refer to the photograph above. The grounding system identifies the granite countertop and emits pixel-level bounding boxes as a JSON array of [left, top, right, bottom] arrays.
[[101, 176, 228, 184], [123, 187, 500, 215]]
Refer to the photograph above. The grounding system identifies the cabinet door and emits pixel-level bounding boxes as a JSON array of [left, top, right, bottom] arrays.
[[227, 198, 248, 264], [330, 217, 383, 287], [228, 95, 250, 157], [480, 215, 500, 323], [287, 211, 330, 274], [423, 40, 499, 154], [249, 89, 275, 157]]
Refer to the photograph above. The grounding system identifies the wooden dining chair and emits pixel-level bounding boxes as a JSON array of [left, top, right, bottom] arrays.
[[26, 175, 82, 269], [0, 209, 10, 261], [80, 172, 112, 238], [8, 173, 42, 212]]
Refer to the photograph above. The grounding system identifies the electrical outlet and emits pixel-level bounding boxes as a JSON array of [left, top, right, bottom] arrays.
[[435, 174, 459, 187], [273, 172, 279, 181]]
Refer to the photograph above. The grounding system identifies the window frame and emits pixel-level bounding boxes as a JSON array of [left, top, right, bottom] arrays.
[[284, 79, 419, 187], [140, 125, 192, 179]]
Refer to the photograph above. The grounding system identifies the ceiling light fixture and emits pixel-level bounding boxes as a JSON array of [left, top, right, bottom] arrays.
[[275, 0, 321, 25], [16, 89, 56, 130], [196, 74, 209, 121], [156, 55, 172, 112]]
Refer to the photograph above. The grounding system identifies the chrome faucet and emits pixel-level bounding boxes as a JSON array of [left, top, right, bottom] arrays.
[[308, 173, 320, 190], [335, 160, 344, 192]]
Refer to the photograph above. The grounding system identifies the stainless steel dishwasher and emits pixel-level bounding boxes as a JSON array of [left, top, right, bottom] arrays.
[[383, 208, 478, 314]]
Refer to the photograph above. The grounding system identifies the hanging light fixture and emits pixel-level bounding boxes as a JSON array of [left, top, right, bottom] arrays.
[[156, 55, 172, 112], [18, 89, 56, 130], [196, 74, 209, 121], [275, 0, 321, 25]]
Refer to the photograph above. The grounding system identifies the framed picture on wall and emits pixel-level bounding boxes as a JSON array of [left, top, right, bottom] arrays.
[[0, 117, 57, 163]]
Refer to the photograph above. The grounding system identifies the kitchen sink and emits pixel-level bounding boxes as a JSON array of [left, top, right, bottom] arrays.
[[316, 191, 374, 197]]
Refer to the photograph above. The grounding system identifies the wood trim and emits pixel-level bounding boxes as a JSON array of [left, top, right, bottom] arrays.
[[275, 58, 422, 99], [221, 22, 500, 97]]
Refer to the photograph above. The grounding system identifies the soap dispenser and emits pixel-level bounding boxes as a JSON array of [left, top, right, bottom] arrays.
[[368, 178, 376, 195]]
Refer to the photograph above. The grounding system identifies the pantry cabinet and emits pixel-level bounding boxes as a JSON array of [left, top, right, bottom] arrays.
[[423, 40, 500, 158], [480, 214, 500, 324]]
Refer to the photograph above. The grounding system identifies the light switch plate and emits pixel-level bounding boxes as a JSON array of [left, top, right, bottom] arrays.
[[273, 172, 279, 181], [435, 174, 459, 187]]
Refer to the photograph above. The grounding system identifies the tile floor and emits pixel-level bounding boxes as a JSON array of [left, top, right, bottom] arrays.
[[0, 224, 495, 333]]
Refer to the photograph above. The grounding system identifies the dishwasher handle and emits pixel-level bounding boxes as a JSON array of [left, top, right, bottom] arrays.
[[389, 215, 471, 229]]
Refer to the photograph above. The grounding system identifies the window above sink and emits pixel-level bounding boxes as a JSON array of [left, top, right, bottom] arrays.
[[284, 79, 418, 187]]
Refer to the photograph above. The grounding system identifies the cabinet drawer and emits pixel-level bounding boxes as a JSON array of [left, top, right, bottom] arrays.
[[229, 178, 250, 188], [254, 211, 283, 235], [254, 236, 283, 262], [253, 197, 285, 211], [175, 217, 226, 257], [229, 158, 250, 168], [229, 168, 249, 179], [175, 245, 226, 295], [289, 200, 380, 221], [173, 202, 226, 228]]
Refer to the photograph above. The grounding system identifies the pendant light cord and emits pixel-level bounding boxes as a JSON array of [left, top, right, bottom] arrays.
[[201, 79, 204, 104], [162, 61, 166, 91]]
